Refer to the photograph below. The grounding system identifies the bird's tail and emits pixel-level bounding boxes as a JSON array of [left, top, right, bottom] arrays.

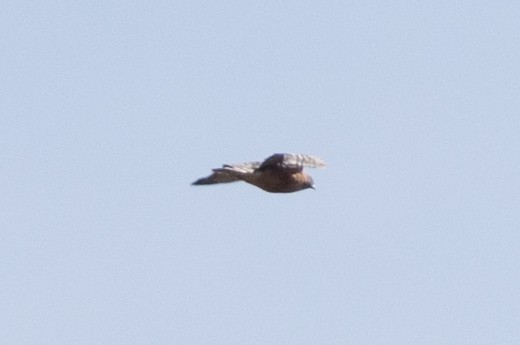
[[192, 161, 260, 186], [191, 166, 244, 185]]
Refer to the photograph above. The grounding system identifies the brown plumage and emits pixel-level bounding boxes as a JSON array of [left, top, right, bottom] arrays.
[[192, 153, 325, 193]]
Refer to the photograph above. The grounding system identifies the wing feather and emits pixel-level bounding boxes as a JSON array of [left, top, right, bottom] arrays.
[[259, 153, 325, 171]]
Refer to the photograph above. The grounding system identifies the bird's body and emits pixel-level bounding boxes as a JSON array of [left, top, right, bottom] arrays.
[[192, 153, 325, 193]]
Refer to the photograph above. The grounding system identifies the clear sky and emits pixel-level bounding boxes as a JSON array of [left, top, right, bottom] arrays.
[[2, 1, 519, 344]]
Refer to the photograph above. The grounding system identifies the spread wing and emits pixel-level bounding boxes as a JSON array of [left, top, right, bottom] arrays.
[[192, 161, 261, 185], [258, 153, 326, 172]]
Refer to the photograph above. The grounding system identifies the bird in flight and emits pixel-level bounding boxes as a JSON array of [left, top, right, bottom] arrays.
[[192, 153, 325, 193]]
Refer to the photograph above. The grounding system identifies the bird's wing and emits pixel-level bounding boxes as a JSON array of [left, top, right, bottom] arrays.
[[258, 153, 326, 172]]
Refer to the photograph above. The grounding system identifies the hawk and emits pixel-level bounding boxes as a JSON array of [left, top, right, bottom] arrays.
[[192, 153, 325, 193]]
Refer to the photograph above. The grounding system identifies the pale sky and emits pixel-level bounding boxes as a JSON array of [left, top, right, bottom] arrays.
[[2, 1, 519, 344]]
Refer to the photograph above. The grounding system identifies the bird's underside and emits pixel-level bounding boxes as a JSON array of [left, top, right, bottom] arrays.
[[192, 153, 325, 193]]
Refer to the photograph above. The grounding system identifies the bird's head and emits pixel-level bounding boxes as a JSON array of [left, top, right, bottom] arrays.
[[303, 176, 316, 190]]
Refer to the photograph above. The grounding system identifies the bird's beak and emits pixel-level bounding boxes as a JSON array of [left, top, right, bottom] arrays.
[[310, 185, 316, 190]]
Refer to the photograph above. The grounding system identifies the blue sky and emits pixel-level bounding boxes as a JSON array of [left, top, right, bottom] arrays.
[[2, 1, 519, 344]]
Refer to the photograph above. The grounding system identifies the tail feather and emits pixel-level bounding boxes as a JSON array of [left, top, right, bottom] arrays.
[[192, 166, 242, 185]]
